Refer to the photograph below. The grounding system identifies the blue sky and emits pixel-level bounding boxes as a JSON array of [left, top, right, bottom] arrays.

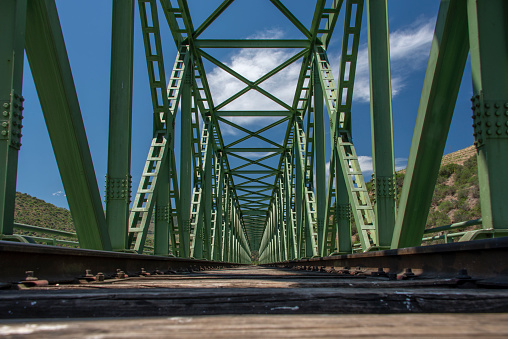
[[16, 1, 474, 208]]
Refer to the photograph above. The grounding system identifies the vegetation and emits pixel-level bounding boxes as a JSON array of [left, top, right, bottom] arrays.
[[402, 151, 481, 229], [14, 192, 75, 233], [360, 146, 481, 243], [13, 192, 155, 249]]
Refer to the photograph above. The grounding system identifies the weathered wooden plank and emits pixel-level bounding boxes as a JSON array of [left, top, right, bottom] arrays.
[[1, 314, 508, 338], [2, 286, 508, 318]]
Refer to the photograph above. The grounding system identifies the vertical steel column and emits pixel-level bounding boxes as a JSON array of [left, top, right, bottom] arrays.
[[222, 188, 231, 261], [468, 0, 508, 231], [180, 59, 192, 257], [0, 0, 26, 236], [366, 0, 396, 247], [284, 154, 297, 259], [313, 61, 327, 255], [391, 0, 469, 248], [335, 151, 352, 253], [106, 0, 134, 250], [278, 182, 287, 260], [294, 130, 303, 258], [203, 124, 213, 259], [213, 156, 225, 260], [25, 0, 112, 250], [154, 161, 170, 255]]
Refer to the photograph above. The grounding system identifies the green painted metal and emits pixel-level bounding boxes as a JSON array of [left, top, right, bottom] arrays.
[[5, 0, 506, 265], [467, 0, 508, 232], [106, 0, 135, 251], [391, 0, 469, 249], [14, 223, 77, 238], [313, 60, 327, 256], [366, 0, 396, 247], [0, 0, 26, 236], [25, 0, 111, 250], [154, 160, 170, 256], [194, 39, 313, 49]]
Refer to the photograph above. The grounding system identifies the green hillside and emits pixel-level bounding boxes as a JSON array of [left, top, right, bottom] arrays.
[[14, 192, 75, 233]]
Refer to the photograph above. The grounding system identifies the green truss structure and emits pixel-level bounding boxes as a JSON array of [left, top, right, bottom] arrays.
[[1, 0, 507, 264]]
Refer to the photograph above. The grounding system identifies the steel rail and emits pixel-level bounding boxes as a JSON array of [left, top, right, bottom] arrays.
[[263, 237, 508, 279], [0, 241, 241, 283]]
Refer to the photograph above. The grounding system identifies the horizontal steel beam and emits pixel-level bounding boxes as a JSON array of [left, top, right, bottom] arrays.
[[215, 111, 292, 117], [194, 39, 312, 48]]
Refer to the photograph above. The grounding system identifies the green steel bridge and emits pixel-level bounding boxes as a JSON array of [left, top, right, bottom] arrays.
[[1, 0, 507, 265]]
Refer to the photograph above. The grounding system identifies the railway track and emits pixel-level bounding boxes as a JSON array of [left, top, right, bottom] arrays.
[[1, 238, 508, 337]]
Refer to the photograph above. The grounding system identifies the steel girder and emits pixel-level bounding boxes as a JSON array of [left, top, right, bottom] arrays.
[[1, 0, 507, 264]]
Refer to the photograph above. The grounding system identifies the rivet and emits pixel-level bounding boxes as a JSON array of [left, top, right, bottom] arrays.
[[477, 112, 481, 117], [505, 121, 508, 127], [497, 130, 502, 135], [495, 110, 501, 116], [495, 103, 500, 109], [505, 111, 508, 116], [497, 122, 501, 127], [505, 103, 508, 108], [1, 131, 7, 136], [476, 103, 480, 108], [2, 122, 7, 127], [2, 103, 9, 108], [487, 130, 492, 135], [486, 122, 491, 127]]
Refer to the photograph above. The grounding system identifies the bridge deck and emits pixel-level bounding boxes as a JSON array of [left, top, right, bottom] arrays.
[[2, 266, 508, 336], [2, 313, 508, 338]]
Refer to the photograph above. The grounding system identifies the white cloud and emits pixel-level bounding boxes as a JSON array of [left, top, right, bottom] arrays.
[[205, 29, 301, 133], [52, 190, 66, 197], [206, 20, 434, 135], [355, 156, 407, 177], [248, 28, 285, 40], [207, 48, 300, 114], [345, 19, 435, 102], [357, 155, 373, 173]]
